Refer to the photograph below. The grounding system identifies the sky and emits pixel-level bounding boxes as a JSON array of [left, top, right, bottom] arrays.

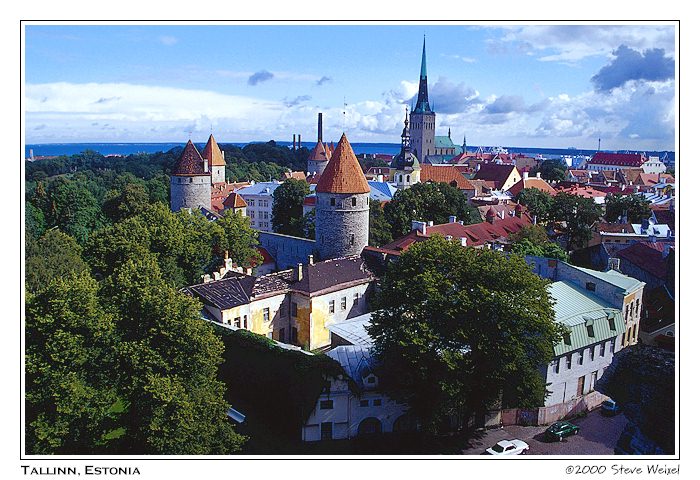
[[24, 23, 677, 151]]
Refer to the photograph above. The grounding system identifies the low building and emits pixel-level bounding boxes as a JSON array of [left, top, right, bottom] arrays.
[[185, 255, 375, 350], [472, 163, 522, 192], [420, 164, 477, 198], [585, 152, 666, 175], [507, 171, 556, 197], [237, 181, 282, 232], [301, 345, 413, 441]]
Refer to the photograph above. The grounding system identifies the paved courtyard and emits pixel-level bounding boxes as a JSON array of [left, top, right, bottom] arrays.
[[462, 409, 628, 455]]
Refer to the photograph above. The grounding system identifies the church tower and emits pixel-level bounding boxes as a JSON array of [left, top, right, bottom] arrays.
[[409, 37, 436, 163], [170, 140, 212, 212], [307, 113, 330, 176], [314, 133, 370, 260], [391, 108, 421, 190]]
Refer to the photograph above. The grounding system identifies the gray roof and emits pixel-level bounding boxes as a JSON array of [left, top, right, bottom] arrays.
[[569, 265, 645, 294], [325, 345, 376, 387], [327, 313, 374, 347], [549, 281, 625, 355], [236, 181, 282, 196]]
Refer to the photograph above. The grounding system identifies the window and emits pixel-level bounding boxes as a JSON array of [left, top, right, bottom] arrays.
[[249, 211, 255, 219], [553, 359, 560, 374], [291, 327, 298, 343], [330, 198, 336, 206], [280, 304, 287, 318], [234, 317, 241, 328], [279, 328, 285, 342], [350, 234, 355, 245], [352, 197, 357, 207], [243, 315, 248, 329], [600, 343, 605, 357], [586, 282, 596, 292], [341, 297, 347, 311], [373, 399, 382, 406], [566, 354, 572, 369], [360, 400, 369, 407], [291, 302, 298, 318], [321, 422, 333, 440], [263, 212, 269, 219], [635, 299, 640, 315], [591, 371, 598, 392], [329, 300, 335, 314], [321, 381, 331, 393], [578, 352, 584, 365], [577, 376, 586, 396], [590, 348, 595, 361], [263, 308, 270, 322], [320, 400, 334, 410], [353, 293, 360, 306], [563, 333, 572, 345]]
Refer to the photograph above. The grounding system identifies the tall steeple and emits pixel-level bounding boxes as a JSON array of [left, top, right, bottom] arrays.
[[413, 36, 432, 114]]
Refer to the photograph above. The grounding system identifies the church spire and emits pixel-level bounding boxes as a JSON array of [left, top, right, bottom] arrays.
[[401, 107, 410, 150], [413, 36, 431, 114]]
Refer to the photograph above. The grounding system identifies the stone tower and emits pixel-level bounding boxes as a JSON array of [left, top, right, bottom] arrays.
[[391, 108, 421, 190], [170, 140, 212, 212], [409, 37, 436, 163], [307, 113, 330, 176], [314, 133, 370, 260], [201, 134, 226, 184]]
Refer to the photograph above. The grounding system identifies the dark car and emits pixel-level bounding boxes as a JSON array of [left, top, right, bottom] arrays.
[[545, 421, 580, 442], [601, 399, 622, 416]]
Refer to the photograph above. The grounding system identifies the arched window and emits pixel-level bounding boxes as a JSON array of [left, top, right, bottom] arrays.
[[357, 417, 382, 436]]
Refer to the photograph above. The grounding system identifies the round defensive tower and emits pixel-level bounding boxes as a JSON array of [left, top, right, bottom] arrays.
[[170, 140, 212, 212], [314, 133, 370, 260], [307, 112, 330, 176]]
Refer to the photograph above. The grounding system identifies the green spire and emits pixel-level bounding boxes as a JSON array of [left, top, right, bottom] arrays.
[[420, 35, 427, 79]]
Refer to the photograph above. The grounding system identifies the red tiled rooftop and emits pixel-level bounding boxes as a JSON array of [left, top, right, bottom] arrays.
[[589, 152, 646, 167], [315, 134, 370, 194], [173, 140, 209, 176], [420, 164, 475, 191], [508, 177, 556, 197], [201, 134, 226, 167]]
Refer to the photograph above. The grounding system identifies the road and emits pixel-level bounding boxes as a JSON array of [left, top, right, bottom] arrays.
[[462, 409, 628, 455]]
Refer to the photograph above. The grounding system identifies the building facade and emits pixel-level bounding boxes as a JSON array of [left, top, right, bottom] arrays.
[[237, 181, 282, 232], [170, 140, 212, 212]]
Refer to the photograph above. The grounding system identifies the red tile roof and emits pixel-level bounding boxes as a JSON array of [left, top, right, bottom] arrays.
[[556, 185, 607, 199], [222, 192, 247, 209], [315, 133, 370, 194], [589, 152, 646, 167], [173, 140, 210, 176], [472, 163, 519, 190], [617, 241, 670, 279], [283, 171, 308, 181], [201, 134, 226, 167], [308, 140, 330, 162], [508, 177, 556, 197], [420, 164, 475, 191]]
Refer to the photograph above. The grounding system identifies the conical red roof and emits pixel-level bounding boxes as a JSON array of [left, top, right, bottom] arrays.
[[315, 134, 370, 194], [173, 140, 209, 176], [308, 140, 329, 162], [202, 134, 226, 167]]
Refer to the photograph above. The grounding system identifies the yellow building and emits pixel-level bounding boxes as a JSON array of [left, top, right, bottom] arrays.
[[185, 255, 375, 350]]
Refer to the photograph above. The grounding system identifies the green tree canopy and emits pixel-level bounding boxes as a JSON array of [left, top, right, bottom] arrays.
[[551, 192, 604, 250], [604, 193, 652, 224], [368, 236, 565, 431], [44, 178, 107, 244], [102, 182, 150, 223], [25, 229, 90, 294], [383, 182, 481, 239], [271, 178, 311, 237], [534, 160, 567, 182], [369, 199, 394, 247], [516, 188, 554, 223]]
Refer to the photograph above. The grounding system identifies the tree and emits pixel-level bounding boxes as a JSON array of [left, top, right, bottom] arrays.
[[383, 182, 480, 239], [516, 188, 554, 223], [100, 256, 246, 454], [25, 202, 46, 241], [368, 236, 565, 431], [510, 239, 569, 262], [271, 178, 311, 237], [550, 192, 603, 250], [369, 199, 394, 247], [25, 273, 121, 454], [534, 160, 567, 182], [44, 178, 106, 244], [213, 209, 262, 268], [26, 229, 90, 293], [604, 193, 652, 224], [102, 183, 150, 222]]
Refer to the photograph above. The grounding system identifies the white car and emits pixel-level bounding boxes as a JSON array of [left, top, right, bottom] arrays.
[[484, 439, 530, 455]]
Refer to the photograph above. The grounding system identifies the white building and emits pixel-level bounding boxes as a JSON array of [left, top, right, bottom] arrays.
[[302, 345, 414, 441], [236, 181, 281, 232]]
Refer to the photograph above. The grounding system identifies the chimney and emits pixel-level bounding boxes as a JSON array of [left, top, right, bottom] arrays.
[[308, 254, 314, 265], [536, 172, 541, 179], [449, 215, 457, 223], [295, 263, 304, 282], [460, 237, 467, 246], [458, 220, 464, 225], [318, 113, 323, 142], [427, 221, 434, 227], [298, 134, 301, 146], [202, 274, 212, 283], [245, 267, 253, 275], [293, 134, 296, 150], [377, 174, 384, 182], [411, 220, 427, 235], [607, 257, 621, 272], [523, 171, 529, 180]]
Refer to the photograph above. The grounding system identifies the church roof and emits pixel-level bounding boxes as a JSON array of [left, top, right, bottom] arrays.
[[201, 134, 226, 167], [435, 136, 456, 148], [172, 140, 210, 176], [315, 133, 371, 194]]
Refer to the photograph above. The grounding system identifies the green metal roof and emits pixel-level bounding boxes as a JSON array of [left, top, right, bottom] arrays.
[[567, 264, 645, 294], [549, 281, 624, 356], [435, 136, 456, 149]]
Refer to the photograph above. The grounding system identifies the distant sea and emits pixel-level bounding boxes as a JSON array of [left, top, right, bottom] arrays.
[[24, 142, 675, 162]]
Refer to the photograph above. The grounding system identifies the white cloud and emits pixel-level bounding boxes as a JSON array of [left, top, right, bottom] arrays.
[[158, 35, 178, 46]]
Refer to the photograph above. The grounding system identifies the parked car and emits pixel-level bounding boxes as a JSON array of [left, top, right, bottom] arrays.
[[601, 399, 622, 416], [484, 439, 530, 455], [545, 421, 580, 442]]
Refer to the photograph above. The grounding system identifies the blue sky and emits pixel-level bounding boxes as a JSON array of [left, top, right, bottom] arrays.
[[24, 24, 676, 150]]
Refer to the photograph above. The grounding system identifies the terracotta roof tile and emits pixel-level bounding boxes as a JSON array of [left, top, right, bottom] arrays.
[[315, 134, 370, 194], [473, 163, 519, 189], [590, 152, 646, 167], [201, 134, 226, 167], [223, 192, 247, 209], [508, 177, 556, 196], [420, 164, 475, 191], [173, 140, 209, 176], [308, 141, 330, 162]]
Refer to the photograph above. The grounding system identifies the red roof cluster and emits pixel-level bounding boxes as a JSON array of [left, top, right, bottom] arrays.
[[617, 241, 671, 280], [420, 164, 476, 191], [473, 163, 519, 190], [589, 152, 646, 167]]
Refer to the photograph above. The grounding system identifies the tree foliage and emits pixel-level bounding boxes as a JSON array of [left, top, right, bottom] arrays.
[[369, 199, 394, 247], [383, 183, 481, 239], [508, 224, 569, 261], [271, 178, 311, 237], [604, 193, 652, 224], [368, 236, 565, 431], [533, 160, 567, 182], [25, 229, 90, 294], [550, 193, 604, 250], [516, 188, 554, 223]]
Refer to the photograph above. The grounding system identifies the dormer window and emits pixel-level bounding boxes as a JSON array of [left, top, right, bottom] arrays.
[[586, 282, 596, 292]]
